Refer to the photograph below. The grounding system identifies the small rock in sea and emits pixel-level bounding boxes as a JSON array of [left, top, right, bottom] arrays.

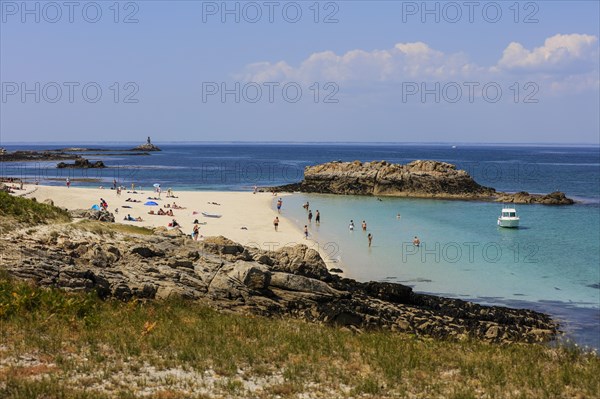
[[329, 268, 343, 273]]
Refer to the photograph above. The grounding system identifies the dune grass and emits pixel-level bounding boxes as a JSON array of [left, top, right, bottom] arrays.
[[1, 275, 598, 399], [0, 191, 70, 226], [73, 219, 154, 236]]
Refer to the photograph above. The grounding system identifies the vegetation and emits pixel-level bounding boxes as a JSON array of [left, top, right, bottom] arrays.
[[0, 191, 70, 225], [73, 219, 154, 236], [1, 275, 598, 399]]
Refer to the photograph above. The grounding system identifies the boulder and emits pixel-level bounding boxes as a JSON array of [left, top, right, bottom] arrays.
[[57, 158, 105, 168], [69, 209, 115, 222]]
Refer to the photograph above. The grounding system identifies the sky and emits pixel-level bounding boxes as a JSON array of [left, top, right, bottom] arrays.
[[1, 0, 599, 144]]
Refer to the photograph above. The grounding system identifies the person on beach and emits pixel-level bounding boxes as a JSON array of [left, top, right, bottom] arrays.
[[276, 198, 282, 213], [171, 219, 180, 228], [315, 210, 320, 224], [192, 224, 200, 241], [131, 183, 135, 191], [368, 233, 373, 247], [349, 220, 354, 231], [362, 220, 367, 231], [253, 185, 257, 194], [304, 225, 309, 239], [273, 217, 279, 231], [66, 178, 70, 188], [413, 236, 420, 247], [113, 179, 117, 190], [303, 201, 309, 210], [308, 210, 313, 223]]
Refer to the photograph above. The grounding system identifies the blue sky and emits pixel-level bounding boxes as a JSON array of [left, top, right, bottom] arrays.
[[1, 0, 599, 143]]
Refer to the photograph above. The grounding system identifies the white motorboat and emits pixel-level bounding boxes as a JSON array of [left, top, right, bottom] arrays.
[[497, 207, 519, 228]]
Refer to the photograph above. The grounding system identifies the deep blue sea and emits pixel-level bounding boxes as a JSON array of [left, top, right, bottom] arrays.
[[2, 143, 599, 348]]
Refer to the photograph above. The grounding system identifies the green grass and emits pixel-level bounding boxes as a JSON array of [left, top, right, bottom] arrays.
[[73, 219, 154, 236], [0, 275, 598, 398], [0, 191, 70, 225]]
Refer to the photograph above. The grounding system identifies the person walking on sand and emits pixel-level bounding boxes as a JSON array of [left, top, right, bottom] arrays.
[[273, 217, 279, 231], [368, 233, 373, 247], [66, 178, 70, 188], [308, 210, 313, 223], [362, 220, 367, 231], [315, 210, 320, 224], [192, 224, 200, 241], [304, 225, 309, 239], [349, 220, 354, 231], [276, 198, 282, 213]]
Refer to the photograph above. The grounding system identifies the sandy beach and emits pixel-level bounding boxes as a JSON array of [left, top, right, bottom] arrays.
[[17, 184, 335, 266]]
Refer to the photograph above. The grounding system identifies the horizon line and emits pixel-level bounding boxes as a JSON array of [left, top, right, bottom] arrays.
[[1, 140, 599, 147]]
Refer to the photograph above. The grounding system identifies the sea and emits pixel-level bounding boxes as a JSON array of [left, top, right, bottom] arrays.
[[1, 143, 599, 349]]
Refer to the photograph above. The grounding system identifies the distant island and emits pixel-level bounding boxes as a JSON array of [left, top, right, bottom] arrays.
[[0, 138, 159, 166], [272, 160, 574, 205], [130, 136, 161, 152]]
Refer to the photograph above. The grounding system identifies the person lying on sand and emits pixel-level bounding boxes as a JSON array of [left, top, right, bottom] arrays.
[[148, 210, 155, 215], [167, 209, 174, 216], [157, 208, 166, 215]]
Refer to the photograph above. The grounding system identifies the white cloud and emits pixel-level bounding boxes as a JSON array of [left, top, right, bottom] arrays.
[[497, 34, 598, 72], [237, 34, 599, 96], [238, 42, 481, 84]]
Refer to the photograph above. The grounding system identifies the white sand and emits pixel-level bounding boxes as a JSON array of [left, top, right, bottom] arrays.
[[19, 184, 335, 266]]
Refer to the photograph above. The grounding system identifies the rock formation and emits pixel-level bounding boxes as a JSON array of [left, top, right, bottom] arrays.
[[56, 158, 106, 169], [0, 224, 559, 344], [273, 160, 574, 205], [131, 137, 161, 151], [69, 208, 115, 222], [0, 150, 80, 162]]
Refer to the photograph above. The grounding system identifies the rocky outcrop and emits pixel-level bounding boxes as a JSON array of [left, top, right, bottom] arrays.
[[496, 191, 574, 205], [0, 150, 80, 162], [131, 137, 161, 152], [57, 158, 105, 169], [273, 160, 574, 205], [0, 223, 559, 344], [69, 209, 115, 222]]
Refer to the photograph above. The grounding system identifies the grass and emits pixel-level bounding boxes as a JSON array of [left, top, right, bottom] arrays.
[[0, 275, 598, 398], [0, 191, 70, 226], [73, 219, 154, 236]]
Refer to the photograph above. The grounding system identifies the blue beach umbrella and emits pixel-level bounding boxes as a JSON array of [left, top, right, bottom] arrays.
[[91, 204, 101, 210], [144, 201, 159, 206]]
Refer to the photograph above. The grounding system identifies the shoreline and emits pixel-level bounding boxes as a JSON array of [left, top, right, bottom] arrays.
[[15, 183, 340, 272]]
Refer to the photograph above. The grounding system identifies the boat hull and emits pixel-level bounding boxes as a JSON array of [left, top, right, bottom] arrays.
[[498, 218, 519, 228]]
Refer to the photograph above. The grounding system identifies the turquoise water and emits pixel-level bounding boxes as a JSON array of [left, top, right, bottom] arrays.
[[282, 194, 600, 348]]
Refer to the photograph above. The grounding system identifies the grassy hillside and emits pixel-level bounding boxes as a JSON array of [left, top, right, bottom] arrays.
[[1, 275, 598, 399], [0, 191, 70, 225]]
